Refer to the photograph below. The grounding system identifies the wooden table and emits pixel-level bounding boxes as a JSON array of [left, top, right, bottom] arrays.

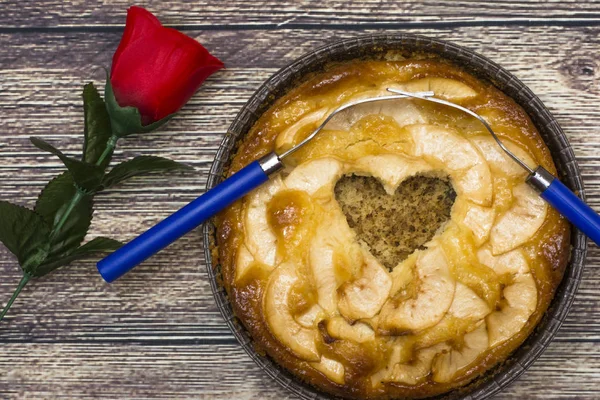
[[1, 1, 600, 398]]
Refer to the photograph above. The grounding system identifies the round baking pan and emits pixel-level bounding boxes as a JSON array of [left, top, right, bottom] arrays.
[[202, 34, 588, 399]]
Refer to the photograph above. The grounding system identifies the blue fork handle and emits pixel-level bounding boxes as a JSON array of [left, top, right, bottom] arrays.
[[530, 167, 600, 246], [97, 156, 279, 282]]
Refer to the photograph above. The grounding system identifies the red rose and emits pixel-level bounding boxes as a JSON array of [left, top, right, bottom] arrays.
[[110, 6, 223, 125]]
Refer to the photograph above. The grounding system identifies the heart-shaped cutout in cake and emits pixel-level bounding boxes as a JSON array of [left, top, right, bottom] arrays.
[[334, 174, 456, 270]]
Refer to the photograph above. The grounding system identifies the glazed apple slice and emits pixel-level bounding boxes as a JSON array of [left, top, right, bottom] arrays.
[[486, 273, 538, 347], [470, 136, 536, 178], [489, 183, 547, 255], [244, 176, 285, 267], [352, 153, 433, 195], [478, 248, 538, 347], [308, 207, 360, 315], [326, 316, 375, 343], [284, 157, 343, 197], [388, 343, 450, 385], [325, 98, 427, 132], [432, 323, 489, 383], [263, 262, 320, 361], [378, 244, 455, 332], [310, 356, 345, 384], [276, 108, 330, 150], [338, 251, 392, 321], [406, 124, 493, 206], [447, 282, 490, 320], [395, 77, 477, 102]]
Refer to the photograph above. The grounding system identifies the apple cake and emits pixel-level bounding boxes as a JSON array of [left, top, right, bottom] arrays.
[[214, 56, 571, 399]]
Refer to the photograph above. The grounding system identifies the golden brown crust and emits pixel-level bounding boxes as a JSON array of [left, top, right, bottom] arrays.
[[214, 57, 571, 399]]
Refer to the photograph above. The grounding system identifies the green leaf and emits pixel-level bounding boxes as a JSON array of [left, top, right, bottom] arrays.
[[0, 201, 50, 271], [34, 237, 123, 276], [30, 137, 105, 192], [101, 156, 193, 189], [104, 79, 172, 137], [35, 172, 78, 225], [82, 82, 113, 168], [35, 172, 94, 262]]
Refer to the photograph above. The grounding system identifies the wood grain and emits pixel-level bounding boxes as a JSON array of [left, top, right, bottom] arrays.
[[0, 342, 599, 399], [1, 3, 600, 399], [2, 0, 600, 28]]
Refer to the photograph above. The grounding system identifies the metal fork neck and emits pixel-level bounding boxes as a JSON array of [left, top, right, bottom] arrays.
[[527, 166, 555, 192], [258, 152, 284, 176]]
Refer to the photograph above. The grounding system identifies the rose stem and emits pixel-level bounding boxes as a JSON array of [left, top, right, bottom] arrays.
[[50, 135, 119, 239], [1, 134, 119, 321], [0, 273, 31, 321], [95, 135, 118, 166]]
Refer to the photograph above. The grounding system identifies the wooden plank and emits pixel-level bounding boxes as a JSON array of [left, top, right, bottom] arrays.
[[0, 341, 599, 399], [1, 0, 600, 28]]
